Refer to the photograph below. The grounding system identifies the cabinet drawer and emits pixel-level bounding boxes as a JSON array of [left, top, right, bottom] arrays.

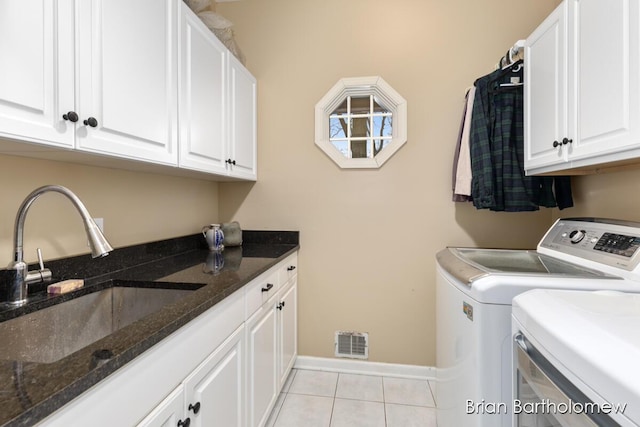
[[279, 254, 298, 285], [245, 269, 279, 318]]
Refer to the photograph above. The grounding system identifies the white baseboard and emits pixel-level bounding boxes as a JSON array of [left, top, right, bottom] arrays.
[[294, 356, 435, 381]]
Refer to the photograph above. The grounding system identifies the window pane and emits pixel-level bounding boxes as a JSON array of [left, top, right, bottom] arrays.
[[351, 140, 368, 158], [351, 117, 370, 137], [332, 98, 349, 115], [350, 96, 371, 114], [372, 97, 390, 113], [330, 117, 348, 139], [373, 115, 393, 137], [373, 139, 390, 156], [332, 140, 350, 157]]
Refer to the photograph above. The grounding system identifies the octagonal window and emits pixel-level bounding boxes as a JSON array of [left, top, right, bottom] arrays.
[[315, 76, 407, 169]]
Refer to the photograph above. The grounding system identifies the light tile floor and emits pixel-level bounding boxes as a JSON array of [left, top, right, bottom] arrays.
[[266, 369, 438, 427]]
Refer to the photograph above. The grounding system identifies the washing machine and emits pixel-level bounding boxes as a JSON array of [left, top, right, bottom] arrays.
[[435, 217, 640, 427]]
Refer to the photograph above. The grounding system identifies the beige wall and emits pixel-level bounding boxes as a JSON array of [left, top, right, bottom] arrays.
[[218, 0, 564, 365], [555, 168, 640, 223], [0, 154, 219, 264]]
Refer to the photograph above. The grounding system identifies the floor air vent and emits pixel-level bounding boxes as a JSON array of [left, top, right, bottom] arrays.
[[335, 331, 369, 359]]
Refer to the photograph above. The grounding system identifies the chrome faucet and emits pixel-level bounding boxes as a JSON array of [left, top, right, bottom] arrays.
[[2, 185, 113, 306]]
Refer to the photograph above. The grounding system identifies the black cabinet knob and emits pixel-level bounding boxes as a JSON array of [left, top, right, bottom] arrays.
[[188, 402, 201, 414], [287, 266, 296, 271], [83, 117, 98, 127], [62, 111, 79, 122], [177, 418, 190, 427], [261, 283, 274, 292], [277, 302, 284, 310], [225, 159, 237, 165], [562, 137, 573, 145], [552, 140, 560, 148]]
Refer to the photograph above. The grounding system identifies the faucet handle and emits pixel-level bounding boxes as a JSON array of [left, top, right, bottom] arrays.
[[37, 248, 45, 271], [25, 248, 52, 285]]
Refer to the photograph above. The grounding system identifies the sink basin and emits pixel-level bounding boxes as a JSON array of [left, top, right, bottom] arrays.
[[0, 286, 198, 364]]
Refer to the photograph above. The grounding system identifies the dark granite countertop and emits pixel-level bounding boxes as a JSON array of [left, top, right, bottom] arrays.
[[0, 231, 299, 427]]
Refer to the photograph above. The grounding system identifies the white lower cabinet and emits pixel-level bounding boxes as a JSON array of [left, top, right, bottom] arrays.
[[137, 385, 185, 427], [247, 298, 279, 427], [278, 279, 297, 389], [37, 254, 297, 427], [185, 324, 245, 427], [36, 252, 297, 427], [139, 324, 245, 427], [247, 255, 298, 427]]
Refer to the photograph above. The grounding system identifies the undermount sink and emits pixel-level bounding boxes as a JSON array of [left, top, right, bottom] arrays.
[[0, 285, 199, 364]]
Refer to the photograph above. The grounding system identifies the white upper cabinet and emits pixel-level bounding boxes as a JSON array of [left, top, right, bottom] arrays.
[[75, 0, 179, 165], [0, 0, 74, 148], [525, 0, 640, 175], [178, 3, 228, 175], [0, 0, 256, 179], [524, 1, 569, 171], [228, 52, 257, 180], [569, 0, 640, 161], [178, 3, 257, 180]]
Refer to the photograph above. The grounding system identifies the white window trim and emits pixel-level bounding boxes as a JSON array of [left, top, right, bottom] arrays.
[[315, 76, 407, 169]]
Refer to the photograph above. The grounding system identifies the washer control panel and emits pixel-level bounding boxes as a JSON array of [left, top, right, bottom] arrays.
[[594, 233, 640, 258], [540, 218, 640, 271]]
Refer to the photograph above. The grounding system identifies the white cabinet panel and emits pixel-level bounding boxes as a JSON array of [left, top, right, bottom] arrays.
[[524, 1, 569, 171], [185, 325, 244, 427], [136, 386, 185, 427], [228, 52, 257, 180], [247, 301, 278, 427], [178, 3, 257, 179], [75, 0, 178, 165], [570, 0, 640, 160], [278, 280, 297, 388], [0, 0, 74, 148], [178, 5, 227, 174]]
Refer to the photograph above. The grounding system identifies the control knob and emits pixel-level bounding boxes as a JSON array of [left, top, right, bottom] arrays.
[[569, 229, 586, 244]]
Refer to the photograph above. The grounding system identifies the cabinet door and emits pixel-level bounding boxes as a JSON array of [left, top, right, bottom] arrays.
[[136, 386, 185, 427], [75, 0, 178, 165], [178, 3, 228, 174], [0, 0, 74, 148], [278, 280, 297, 388], [184, 325, 245, 427], [247, 302, 278, 427], [569, 0, 640, 161], [524, 1, 569, 172], [228, 53, 257, 180]]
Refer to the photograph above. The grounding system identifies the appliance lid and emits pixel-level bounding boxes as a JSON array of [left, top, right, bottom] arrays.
[[513, 289, 640, 425], [437, 248, 618, 286]]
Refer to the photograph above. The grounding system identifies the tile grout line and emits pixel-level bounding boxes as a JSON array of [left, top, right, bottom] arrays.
[[271, 369, 297, 427], [382, 376, 388, 427], [328, 372, 341, 427]]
